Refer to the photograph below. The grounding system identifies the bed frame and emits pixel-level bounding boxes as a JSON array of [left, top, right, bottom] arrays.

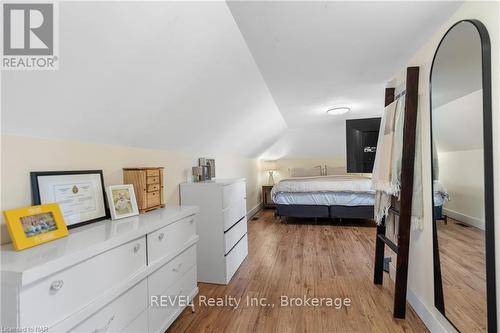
[[276, 203, 444, 222], [275, 204, 373, 220]]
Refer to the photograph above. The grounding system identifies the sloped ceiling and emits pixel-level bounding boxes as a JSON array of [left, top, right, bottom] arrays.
[[228, 1, 462, 159], [1, 1, 287, 157], [2, 1, 462, 160]]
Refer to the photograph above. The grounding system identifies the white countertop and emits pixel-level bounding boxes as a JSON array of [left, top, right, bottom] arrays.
[[1, 205, 198, 286]]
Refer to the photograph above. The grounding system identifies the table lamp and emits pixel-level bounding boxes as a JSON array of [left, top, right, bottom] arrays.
[[262, 160, 277, 185]]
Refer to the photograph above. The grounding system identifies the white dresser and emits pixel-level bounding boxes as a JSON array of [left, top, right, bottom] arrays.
[[1, 206, 199, 333], [180, 178, 248, 285]]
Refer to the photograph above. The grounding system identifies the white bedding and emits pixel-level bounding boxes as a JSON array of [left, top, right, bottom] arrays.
[[274, 192, 374, 206], [270, 175, 374, 200], [271, 175, 448, 207], [273, 191, 446, 207]]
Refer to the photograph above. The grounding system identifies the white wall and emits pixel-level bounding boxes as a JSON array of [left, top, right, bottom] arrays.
[[0, 134, 262, 245], [439, 149, 485, 229], [433, 89, 483, 152], [260, 126, 347, 160], [434, 90, 485, 229], [387, 2, 499, 332], [260, 158, 346, 185], [259, 126, 349, 177]]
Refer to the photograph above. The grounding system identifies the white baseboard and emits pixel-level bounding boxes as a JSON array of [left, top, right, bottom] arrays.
[[442, 208, 485, 230], [407, 288, 457, 333], [388, 262, 456, 333], [247, 203, 263, 220]]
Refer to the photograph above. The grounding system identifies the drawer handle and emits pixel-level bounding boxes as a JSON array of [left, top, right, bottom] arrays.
[[158, 232, 165, 241], [189, 218, 194, 224], [50, 280, 64, 291], [92, 315, 115, 333], [172, 262, 183, 272], [133, 243, 141, 253]]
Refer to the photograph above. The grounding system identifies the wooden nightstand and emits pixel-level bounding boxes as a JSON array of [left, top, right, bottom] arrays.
[[262, 185, 276, 208]]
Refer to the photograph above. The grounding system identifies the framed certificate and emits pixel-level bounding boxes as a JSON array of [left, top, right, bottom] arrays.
[[31, 170, 110, 229]]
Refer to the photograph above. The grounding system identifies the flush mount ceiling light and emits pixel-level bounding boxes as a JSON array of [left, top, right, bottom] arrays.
[[326, 107, 351, 115]]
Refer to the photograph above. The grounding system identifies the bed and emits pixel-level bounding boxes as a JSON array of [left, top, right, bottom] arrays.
[[433, 180, 449, 221], [272, 175, 375, 220], [271, 175, 448, 221]]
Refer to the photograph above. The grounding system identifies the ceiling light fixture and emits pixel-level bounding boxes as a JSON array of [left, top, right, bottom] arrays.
[[326, 107, 351, 115]]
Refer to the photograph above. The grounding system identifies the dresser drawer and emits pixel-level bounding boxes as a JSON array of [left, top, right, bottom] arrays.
[[19, 237, 146, 328], [224, 218, 247, 255], [147, 215, 196, 263], [122, 310, 148, 333], [146, 169, 160, 177], [148, 266, 197, 333], [147, 184, 160, 192], [147, 176, 160, 185], [222, 181, 246, 209], [225, 234, 248, 283], [71, 278, 148, 332], [148, 245, 196, 297], [223, 198, 246, 231], [147, 191, 161, 207]]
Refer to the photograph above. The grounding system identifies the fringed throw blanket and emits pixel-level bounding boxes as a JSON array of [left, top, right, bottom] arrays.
[[372, 95, 424, 231], [372, 98, 399, 194], [372, 98, 400, 224]]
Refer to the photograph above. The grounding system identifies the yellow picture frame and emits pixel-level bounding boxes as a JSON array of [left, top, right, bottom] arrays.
[[4, 203, 69, 251]]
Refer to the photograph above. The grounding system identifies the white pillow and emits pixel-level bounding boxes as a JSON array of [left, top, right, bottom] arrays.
[[288, 167, 322, 177], [324, 166, 346, 175]]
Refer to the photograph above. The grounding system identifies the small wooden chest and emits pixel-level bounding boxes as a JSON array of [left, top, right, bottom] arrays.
[[123, 167, 165, 213]]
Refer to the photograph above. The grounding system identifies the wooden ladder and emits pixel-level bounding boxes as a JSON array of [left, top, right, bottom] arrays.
[[373, 66, 420, 319]]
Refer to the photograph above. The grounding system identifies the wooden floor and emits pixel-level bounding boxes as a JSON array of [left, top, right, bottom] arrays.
[[167, 210, 428, 333], [437, 218, 487, 332]]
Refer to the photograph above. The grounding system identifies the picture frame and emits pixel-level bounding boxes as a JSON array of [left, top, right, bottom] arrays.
[[4, 203, 69, 251], [107, 184, 139, 220], [31, 170, 110, 229]]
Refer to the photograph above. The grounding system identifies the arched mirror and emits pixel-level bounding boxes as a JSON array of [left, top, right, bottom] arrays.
[[430, 20, 495, 332]]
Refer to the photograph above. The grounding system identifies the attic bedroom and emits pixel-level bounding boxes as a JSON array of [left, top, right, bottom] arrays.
[[1, 1, 499, 333]]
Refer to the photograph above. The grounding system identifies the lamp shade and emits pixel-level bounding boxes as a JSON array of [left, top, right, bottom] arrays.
[[262, 160, 277, 171]]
